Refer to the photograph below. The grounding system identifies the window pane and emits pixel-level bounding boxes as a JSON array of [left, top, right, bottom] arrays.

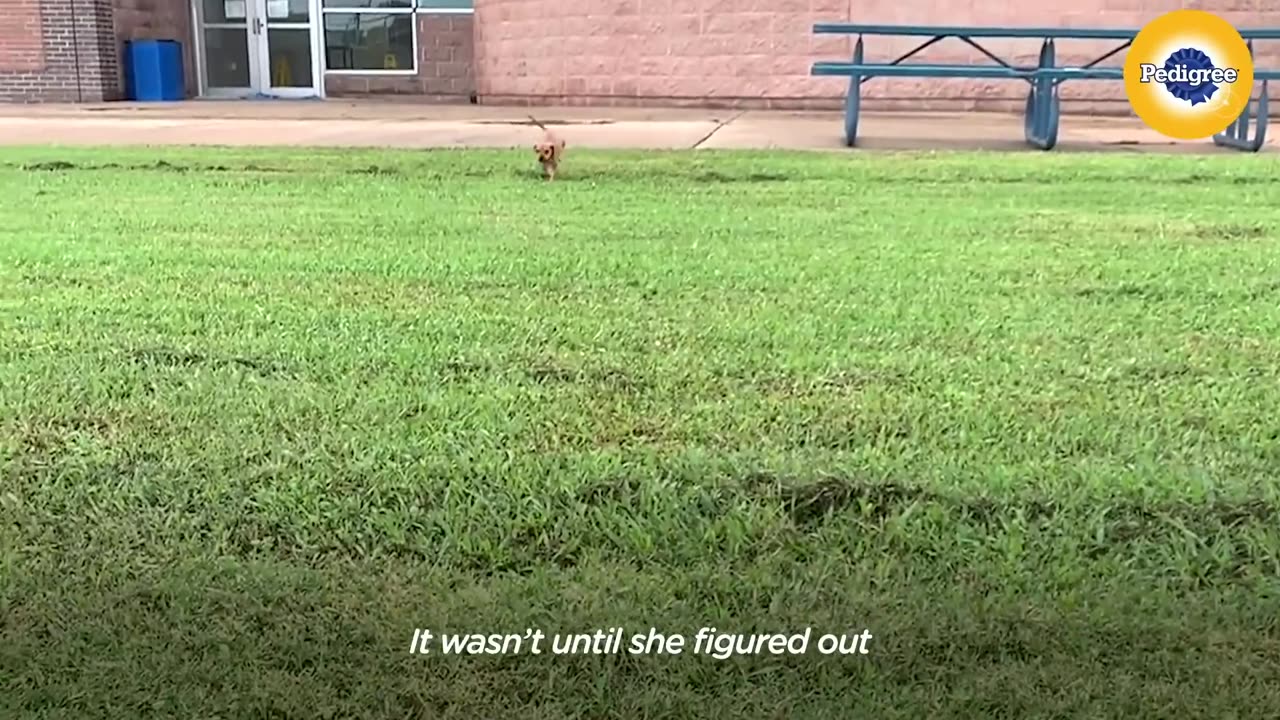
[[268, 28, 314, 88], [321, 0, 413, 8], [204, 0, 248, 23], [204, 28, 250, 87], [417, 0, 472, 8], [266, 0, 310, 23], [323, 13, 415, 71]]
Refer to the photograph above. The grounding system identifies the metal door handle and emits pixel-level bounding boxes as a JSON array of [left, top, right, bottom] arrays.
[[253, 18, 263, 34]]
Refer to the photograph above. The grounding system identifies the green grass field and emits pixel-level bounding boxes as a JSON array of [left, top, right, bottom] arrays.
[[2, 146, 1280, 718]]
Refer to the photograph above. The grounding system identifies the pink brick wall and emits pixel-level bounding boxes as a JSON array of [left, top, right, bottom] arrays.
[[0, 0, 45, 73], [472, 0, 1280, 112]]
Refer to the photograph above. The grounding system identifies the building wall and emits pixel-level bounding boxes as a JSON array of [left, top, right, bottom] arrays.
[[326, 13, 475, 100], [5, 0, 1280, 110], [0, 0, 121, 102], [0, 0, 470, 103], [471, 0, 1280, 112]]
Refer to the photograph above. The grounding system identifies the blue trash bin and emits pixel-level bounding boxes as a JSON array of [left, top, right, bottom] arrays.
[[124, 39, 184, 102]]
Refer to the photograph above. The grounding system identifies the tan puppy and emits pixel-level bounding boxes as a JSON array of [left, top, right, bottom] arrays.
[[529, 115, 565, 181]]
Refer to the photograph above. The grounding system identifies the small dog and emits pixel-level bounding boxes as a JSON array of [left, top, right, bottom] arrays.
[[529, 115, 565, 181]]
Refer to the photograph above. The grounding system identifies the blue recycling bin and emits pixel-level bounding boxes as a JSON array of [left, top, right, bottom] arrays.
[[124, 39, 184, 101]]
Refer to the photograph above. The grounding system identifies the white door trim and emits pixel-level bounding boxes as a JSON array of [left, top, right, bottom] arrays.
[[191, 0, 324, 99], [251, 0, 324, 98]]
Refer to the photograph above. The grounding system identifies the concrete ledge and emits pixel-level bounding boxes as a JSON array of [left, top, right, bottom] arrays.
[[0, 101, 1269, 153]]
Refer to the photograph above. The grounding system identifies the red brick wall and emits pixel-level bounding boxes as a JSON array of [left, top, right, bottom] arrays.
[[326, 13, 476, 100], [113, 0, 195, 97], [471, 0, 1280, 112], [0, 0, 121, 102]]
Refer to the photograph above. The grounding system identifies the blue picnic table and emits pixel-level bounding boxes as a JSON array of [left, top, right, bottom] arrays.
[[810, 23, 1279, 151]]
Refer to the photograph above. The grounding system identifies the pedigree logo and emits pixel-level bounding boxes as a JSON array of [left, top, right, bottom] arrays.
[[1124, 10, 1254, 139]]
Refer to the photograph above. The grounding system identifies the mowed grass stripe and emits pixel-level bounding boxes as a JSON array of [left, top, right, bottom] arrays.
[[2, 147, 1279, 718]]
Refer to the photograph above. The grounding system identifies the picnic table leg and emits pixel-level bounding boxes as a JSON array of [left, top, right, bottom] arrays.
[[844, 37, 864, 147], [1212, 81, 1269, 151], [1024, 39, 1061, 150], [1256, 82, 1270, 149], [1213, 41, 1269, 152]]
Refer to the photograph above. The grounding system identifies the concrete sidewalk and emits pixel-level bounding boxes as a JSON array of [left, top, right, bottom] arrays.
[[0, 99, 1269, 153]]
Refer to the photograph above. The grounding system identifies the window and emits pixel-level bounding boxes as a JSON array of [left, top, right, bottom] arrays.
[[322, 0, 416, 73], [416, 0, 472, 10]]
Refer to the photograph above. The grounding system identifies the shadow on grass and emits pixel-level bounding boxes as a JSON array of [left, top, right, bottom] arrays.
[[126, 347, 294, 379]]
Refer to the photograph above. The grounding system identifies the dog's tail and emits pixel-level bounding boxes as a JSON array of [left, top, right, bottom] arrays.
[[527, 115, 549, 132]]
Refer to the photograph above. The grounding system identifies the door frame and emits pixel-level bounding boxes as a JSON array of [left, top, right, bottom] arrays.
[[190, 0, 326, 99]]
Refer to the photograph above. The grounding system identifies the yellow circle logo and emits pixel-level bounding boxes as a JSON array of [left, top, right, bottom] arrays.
[[1124, 10, 1254, 140]]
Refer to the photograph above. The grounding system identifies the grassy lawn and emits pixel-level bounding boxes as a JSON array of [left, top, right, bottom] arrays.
[[2, 145, 1280, 718]]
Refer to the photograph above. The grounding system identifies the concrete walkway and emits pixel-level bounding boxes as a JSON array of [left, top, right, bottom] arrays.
[[0, 99, 1271, 153]]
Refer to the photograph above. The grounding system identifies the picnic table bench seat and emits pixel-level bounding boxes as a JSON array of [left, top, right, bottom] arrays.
[[809, 23, 1278, 152]]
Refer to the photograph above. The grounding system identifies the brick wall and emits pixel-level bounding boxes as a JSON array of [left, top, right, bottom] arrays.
[[471, 0, 1280, 113], [326, 13, 476, 100], [0, 0, 121, 102], [6, 0, 1278, 110], [113, 0, 194, 97], [0, 0, 45, 73]]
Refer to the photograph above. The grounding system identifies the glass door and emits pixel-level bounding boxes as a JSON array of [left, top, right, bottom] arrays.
[[253, 0, 322, 98], [198, 0, 259, 97], [196, 0, 321, 98]]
